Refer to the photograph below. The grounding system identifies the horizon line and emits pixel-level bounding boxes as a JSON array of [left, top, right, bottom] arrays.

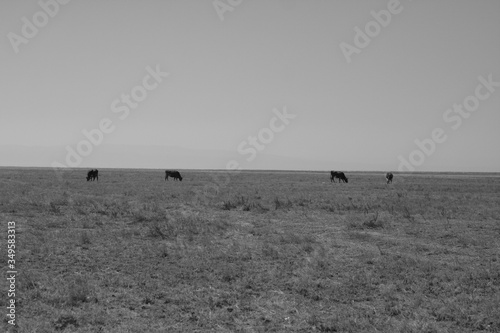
[[0, 165, 499, 174]]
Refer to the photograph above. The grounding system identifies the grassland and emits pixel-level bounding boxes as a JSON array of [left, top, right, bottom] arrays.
[[1, 168, 499, 332]]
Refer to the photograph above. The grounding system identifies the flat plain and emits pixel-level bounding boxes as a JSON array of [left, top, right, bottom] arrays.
[[1, 168, 499, 332]]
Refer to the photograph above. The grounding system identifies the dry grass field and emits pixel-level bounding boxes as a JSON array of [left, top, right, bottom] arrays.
[[1, 168, 499, 332]]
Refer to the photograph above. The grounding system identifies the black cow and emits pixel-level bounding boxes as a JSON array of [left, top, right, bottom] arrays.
[[386, 172, 393, 184], [330, 171, 348, 183], [165, 170, 182, 181], [86, 169, 98, 181]]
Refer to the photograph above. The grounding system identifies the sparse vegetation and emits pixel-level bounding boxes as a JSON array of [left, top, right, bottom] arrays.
[[1, 168, 499, 332]]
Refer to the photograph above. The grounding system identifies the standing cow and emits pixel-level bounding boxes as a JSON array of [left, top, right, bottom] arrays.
[[86, 169, 98, 181], [386, 172, 393, 184], [330, 171, 348, 183], [165, 170, 183, 181]]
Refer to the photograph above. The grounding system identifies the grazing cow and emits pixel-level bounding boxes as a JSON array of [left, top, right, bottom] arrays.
[[330, 171, 348, 183], [165, 170, 183, 181], [386, 172, 393, 184], [86, 169, 98, 181]]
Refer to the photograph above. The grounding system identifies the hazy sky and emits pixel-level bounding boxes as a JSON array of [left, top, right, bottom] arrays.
[[1, 0, 499, 172]]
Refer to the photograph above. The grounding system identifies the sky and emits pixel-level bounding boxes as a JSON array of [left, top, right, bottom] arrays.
[[1, 0, 499, 172]]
